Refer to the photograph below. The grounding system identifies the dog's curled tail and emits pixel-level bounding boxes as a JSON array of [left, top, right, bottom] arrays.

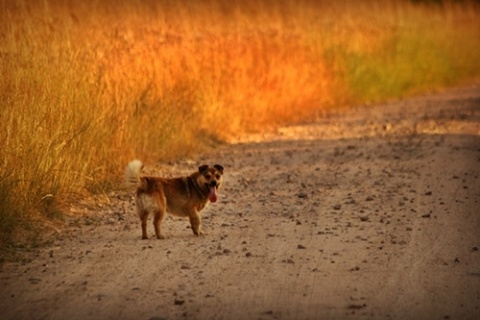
[[125, 160, 144, 189]]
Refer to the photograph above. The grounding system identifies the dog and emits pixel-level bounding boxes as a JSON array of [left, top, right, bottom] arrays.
[[125, 160, 224, 239]]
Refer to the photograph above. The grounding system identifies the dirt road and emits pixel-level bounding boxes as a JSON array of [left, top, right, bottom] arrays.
[[1, 85, 479, 320]]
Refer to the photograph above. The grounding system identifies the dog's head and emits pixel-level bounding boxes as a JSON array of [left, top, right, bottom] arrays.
[[197, 164, 224, 203]]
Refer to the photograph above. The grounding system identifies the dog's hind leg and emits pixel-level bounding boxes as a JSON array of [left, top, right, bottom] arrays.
[[139, 210, 149, 240], [153, 209, 166, 239]]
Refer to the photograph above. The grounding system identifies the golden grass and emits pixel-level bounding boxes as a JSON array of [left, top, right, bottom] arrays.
[[1, 0, 480, 249]]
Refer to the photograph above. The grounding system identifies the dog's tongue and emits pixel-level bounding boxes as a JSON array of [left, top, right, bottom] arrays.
[[208, 186, 218, 203]]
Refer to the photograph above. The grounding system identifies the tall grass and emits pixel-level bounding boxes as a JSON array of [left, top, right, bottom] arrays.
[[1, 0, 480, 249]]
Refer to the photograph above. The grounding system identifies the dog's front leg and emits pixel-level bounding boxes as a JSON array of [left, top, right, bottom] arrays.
[[188, 211, 203, 236]]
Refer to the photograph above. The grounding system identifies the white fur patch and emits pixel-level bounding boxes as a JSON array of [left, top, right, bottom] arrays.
[[125, 159, 144, 188]]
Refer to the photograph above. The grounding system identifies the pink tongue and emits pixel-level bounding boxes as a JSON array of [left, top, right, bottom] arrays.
[[208, 186, 218, 203]]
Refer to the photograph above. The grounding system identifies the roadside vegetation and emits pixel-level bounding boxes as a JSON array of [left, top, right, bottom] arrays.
[[1, 0, 479, 251]]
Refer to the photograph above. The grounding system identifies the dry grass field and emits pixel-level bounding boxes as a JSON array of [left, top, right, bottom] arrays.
[[1, 0, 480, 250]]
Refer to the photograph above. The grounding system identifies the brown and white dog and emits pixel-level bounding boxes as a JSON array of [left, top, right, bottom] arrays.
[[125, 160, 224, 239]]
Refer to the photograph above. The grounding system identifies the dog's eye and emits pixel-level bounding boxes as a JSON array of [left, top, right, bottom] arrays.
[[215, 174, 220, 179], [205, 174, 211, 179]]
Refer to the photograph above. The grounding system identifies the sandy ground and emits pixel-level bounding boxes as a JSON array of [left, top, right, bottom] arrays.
[[1, 85, 479, 320]]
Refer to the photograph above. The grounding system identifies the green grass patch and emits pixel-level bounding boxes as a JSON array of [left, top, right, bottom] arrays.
[[343, 24, 480, 103]]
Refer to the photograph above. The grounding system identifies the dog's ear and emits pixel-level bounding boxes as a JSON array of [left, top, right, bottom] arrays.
[[214, 164, 224, 174], [198, 164, 209, 174]]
